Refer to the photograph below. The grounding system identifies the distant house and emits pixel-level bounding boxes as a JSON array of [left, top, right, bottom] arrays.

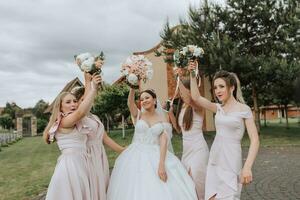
[[44, 77, 83, 113], [113, 42, 215, 131], [260, 104, 300, 120]]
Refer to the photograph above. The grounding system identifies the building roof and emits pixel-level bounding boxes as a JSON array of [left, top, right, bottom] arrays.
[[133, 42, 162, 55], [44, 77, 83, 113], [112, 76, 126, 86]]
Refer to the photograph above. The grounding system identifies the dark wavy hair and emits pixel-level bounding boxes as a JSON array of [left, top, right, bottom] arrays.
[[139, 89, 157, 108]]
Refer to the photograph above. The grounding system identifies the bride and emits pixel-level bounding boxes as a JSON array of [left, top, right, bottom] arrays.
[[107, 87, 197, 200]]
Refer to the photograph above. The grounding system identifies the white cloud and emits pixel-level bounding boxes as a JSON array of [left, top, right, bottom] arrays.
[[0, 0, 222, 108]]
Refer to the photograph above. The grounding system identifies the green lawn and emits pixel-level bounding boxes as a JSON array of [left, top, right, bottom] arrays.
[[0, 137, 59, 200], [0, 123, 299, 200]]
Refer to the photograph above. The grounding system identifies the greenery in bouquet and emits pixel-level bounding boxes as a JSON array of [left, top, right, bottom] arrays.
[[173, 45, 204, 77]]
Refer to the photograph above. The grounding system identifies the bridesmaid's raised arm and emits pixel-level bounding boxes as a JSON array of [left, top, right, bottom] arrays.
[[83, 72, 92, 99], [189, 62, 217, 113], [178, 79, 201, 113], [61, 75, 101, 128]]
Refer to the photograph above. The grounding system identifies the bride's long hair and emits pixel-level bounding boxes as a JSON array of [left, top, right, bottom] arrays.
[[213, 70, 245, 104]]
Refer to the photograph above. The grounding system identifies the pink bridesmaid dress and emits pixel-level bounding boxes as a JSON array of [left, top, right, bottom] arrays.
[[81, 114, 110, 200], [205, 104, 253, 200], [179, 108, 209, 200], [46, 114, 91, 200]]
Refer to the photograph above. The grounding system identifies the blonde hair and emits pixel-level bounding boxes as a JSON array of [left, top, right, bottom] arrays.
[[230, 72, 245, 104], [43, 92, 71, 144]]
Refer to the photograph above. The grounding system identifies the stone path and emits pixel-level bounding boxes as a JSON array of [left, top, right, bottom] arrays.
[[34, 146, 300, 200]]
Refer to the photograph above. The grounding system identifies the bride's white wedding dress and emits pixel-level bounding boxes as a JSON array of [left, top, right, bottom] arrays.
[[107, 118, 197, 200]]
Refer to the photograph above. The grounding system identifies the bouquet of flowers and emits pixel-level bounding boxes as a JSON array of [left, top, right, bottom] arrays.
[[121, 55, 153, 89], [173, 45, 204, 77], [74, 52, 105, 75]]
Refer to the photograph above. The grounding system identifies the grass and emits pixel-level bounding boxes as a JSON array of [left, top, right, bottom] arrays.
[[0, 137, 59, 200], [0, 122, 299, 200]]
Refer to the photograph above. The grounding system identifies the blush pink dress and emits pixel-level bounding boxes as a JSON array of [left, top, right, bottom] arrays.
[[46, 114, 91, 200], [205, 104, 253, 200], [81, 114, 110, 200], [179, 108, 209, 200]]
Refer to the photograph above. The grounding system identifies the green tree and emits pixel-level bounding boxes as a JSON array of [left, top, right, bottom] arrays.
[[160, 0, 300, 131], [92, 84, 131, 130], [3, 102, 21, 120], [32, 99, 49, 120], [32, 99, 49, 133], [269, 58, 300, 128], [0, 114, 14, 129]]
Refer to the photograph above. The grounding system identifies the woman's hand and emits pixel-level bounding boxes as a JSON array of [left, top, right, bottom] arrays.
[[91, 74, 102, 90], [120, 146, 127, 152], [187, 60, 198, 72], [158, 163, 168, 182], [240, 167, 253, 185]]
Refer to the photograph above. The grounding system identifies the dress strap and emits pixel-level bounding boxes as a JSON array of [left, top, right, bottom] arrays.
[[137, 109, 141, 120], [215, 103, 223, 113], [241, 106, 253, 119], [132, 109, 141, 126], [48, 112, 64, 143]]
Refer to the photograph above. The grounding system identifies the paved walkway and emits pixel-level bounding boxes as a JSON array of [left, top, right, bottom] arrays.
[[34, 146, 300, 200], [241, 146, 300, 200]]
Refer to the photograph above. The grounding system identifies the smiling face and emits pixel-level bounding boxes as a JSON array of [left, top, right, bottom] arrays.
[[140, 91, 156, 111], [60, 93, 78, 114], [213, 78, 234, 102]]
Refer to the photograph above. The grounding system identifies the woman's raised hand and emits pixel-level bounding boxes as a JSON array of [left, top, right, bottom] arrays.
[[187, 60, 198, 72], [91, 73, 102, 90]]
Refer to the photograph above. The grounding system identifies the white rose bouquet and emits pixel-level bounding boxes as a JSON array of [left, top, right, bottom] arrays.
[[74, 52, 105, 75], [121, 55, 153, 89]]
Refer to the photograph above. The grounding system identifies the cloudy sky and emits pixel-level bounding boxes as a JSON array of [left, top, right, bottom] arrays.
[[0, 0, 222, 108]]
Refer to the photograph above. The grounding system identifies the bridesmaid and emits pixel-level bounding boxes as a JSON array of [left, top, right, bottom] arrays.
[[168, 78, 209, 200], [71, 72, 125, 200], [188, 62, 259, 200], [43, 74, 102, 200]]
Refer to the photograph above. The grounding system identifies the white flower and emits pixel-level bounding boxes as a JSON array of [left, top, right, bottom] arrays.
[[182, 47, 188, 53], [125, 57, 133, 65], [193, 48, 202, 57], [146, 69, 153, 80], [121, 69, 129, 76], [81, 57, 94, 72], [130, 55, 139, 61], [187, 45, 195, 52], [180, 50, 186, 56], [127, 73, 138, 85], [145, 60, 152, 67], [137, 55, 144, 60], [76, 53, 92, 65]]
